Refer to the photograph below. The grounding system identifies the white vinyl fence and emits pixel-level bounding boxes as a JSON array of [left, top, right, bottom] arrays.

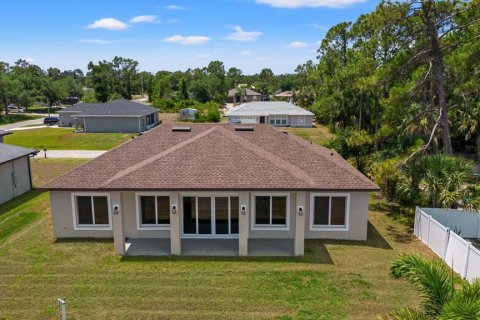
[[414, 207, 480, 283]]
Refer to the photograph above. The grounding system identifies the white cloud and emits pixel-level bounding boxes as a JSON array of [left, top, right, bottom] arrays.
[[241, 51, 251, 56], [197, 53, 211, 58], [310, 23, 329, 30], [80, 39, 111, 44], [87, 18, 129, 30], [129, 15, 159, 23], [225, 26, 262, 42], [163, 35, 211, 45], [24, 57, 35, 64], [288, 41, 308, 48], [166, 4, 187, 10], [255, 0, 365, 8]]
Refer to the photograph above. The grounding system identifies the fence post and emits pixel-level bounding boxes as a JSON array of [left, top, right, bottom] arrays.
[[427, 215, 432, 246], [463, 242, 471, 279], [414, 207, 420, 237], [443, 228, 450, 260], [58, 298, 66, 320]]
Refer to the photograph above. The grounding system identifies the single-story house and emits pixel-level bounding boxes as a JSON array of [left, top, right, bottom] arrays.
[[58, 99, 159, 133], [0, 130, 12, 143], [179, 108, 197, 121], [227, 88, 263, 104], [275, 91, 294, 103], [227, 101, 314, 127], [42, 124, 379, 256], [0, 141, 38, 204]]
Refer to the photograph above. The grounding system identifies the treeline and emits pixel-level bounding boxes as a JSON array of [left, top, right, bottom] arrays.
[[300, 0, 480, 212]]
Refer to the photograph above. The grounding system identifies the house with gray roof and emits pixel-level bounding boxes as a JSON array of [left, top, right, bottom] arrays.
[[227, 88, 263, 104], [0, 141, 38, 205], [42, 124, 378, 256], [58, 99, 159, 133], [226, 101, 314, 127], [0, 130, 12, 143]]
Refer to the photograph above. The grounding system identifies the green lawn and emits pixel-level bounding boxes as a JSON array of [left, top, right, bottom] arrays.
[[4, 128, 135, 150], [0, 160, 433, 319], [283, 125, 334, 146]]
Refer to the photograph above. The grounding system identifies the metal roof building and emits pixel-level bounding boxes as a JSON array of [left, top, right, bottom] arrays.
[[226, 101, 314, 127]]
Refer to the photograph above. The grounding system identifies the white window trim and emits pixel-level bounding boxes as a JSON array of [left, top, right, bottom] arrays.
[[135, 192, 171, 230], [71, 192, 112, 231], [251, 192, 290, 231], [309, 193, 350, 232], [180, 193, 240, 238]]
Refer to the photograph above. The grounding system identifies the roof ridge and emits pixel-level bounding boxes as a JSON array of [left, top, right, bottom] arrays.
[[102, 125, 218, 187], [218, 126, 316, 187]]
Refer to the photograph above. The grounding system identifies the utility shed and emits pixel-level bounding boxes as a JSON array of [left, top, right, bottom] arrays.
[[226, 101, 314, 127], [0, 130, 12, 143], [0, 143, 38, 204], [58, 99, 159, 133]]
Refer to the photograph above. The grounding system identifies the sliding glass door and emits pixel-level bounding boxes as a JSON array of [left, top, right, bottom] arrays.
[[182, 196, 239, 237]]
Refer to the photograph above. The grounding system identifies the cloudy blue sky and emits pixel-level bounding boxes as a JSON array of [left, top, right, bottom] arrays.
[[0, 0, 380, 74]]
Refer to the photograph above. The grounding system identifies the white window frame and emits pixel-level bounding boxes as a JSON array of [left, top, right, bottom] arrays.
[[309, 193, 350, 231], [135, 192, 171, 230], [251, 192, 290, 231], [71, 192, 112, 231], [180, 192, 240, 238]]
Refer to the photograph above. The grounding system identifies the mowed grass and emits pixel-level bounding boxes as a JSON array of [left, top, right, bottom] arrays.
[[30, 158, 90, 187], [0, 159, 433, 320], [4, 128, 135, 150], [283, 125, 334, 146]]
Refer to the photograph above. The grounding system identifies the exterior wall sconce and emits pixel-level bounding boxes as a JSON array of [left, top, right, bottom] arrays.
[[297, 206, 304, 216], [113, 205, 120, 215], [171, 205, 177, 215], [241, 205, 247, 215]]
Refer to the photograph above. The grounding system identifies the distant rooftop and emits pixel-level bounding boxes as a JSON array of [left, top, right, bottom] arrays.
[[226, 101, 314, 116], [275, 91, 294, 97], [0, 143, 37, 164], [227, 88, 262, 97], [59, 99, 157, 117], [0, 130, 12, 137]]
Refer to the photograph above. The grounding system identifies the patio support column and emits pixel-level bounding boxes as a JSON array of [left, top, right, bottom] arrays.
[[111, 192, 125, 255], [239, 192, 249, 256], [294, 192, 306, 256], [170, 192, 181, 255]]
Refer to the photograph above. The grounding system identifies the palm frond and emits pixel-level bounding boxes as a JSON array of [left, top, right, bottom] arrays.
[[380, 307, 430, 320], [390, 254, 454, 317], [439, 280, 480, 320]]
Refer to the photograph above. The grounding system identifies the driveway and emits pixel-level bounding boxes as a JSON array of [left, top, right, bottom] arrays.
[[0, 117, 45, 131], [34, 150, 107, 159]]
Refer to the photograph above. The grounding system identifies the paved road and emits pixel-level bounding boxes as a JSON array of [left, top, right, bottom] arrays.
[[0, 118, 45, 131], [34, 150, 107, 159]]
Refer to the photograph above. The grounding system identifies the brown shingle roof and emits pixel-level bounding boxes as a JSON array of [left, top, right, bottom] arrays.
[[42, 124, 379, 191]]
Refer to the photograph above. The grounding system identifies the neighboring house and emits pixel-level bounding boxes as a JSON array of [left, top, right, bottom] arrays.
[[227, 88, 263, 104], [0, 130, 12, 143], [227, 101, 314, 127], [42, 124, 379, 256], [58, 99, 159, 133], [179, 108, 197, 121], [275, 91, 294, 103], [0, 142, 38, 205]]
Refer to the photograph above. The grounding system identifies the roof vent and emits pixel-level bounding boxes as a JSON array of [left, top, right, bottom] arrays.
[[235, 127, 254, 132], [172, 126, 192, 132]]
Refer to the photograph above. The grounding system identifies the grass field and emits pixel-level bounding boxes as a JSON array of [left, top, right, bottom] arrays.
[[0, 114, 41, 124], [283, 125, 334, 146], [0, 158, 432, 319], [4, 128, 135, 150]]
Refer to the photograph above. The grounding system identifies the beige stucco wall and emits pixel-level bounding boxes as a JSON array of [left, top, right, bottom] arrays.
[[0, 157, 32, 205], [49, 190, 369, 241], [305, 191, 369, 240], [50, 191, 113, 238]]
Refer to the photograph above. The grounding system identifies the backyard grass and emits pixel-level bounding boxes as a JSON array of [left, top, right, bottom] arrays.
[[283, 125, 334, 146], [3, 128, 135, 150], [0, 159, 433, 320], [30, 158, 90, 187]]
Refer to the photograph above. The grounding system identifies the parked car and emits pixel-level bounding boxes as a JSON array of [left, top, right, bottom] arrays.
[[7, 105, 24, 113], [43, 117, 59, 125]]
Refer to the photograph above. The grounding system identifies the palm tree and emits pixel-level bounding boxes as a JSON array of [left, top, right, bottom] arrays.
[[457, 102, 480, 164], [382, 254, 480, 319]]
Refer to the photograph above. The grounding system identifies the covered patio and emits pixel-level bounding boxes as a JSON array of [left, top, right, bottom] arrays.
[[125, 238, 294, 256]]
